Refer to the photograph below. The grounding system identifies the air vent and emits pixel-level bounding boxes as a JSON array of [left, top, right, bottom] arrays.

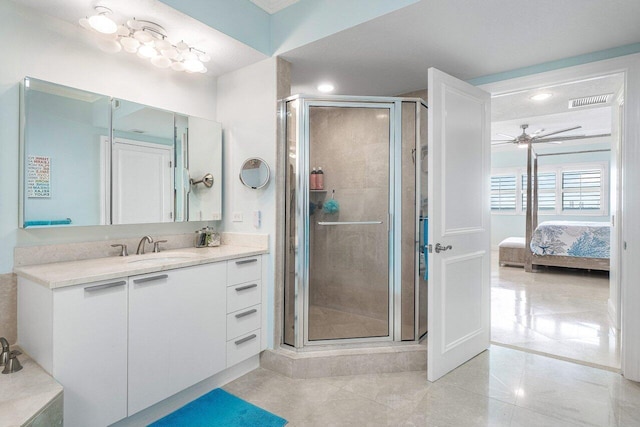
[[568, 94, 612, 109]]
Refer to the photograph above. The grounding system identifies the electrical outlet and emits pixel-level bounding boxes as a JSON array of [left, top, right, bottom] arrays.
[[232, 211, 243, 222], [211, 212, 221, 220]]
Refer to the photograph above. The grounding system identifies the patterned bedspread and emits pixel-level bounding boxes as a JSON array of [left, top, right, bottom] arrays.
[[530, 221, 610, 258]]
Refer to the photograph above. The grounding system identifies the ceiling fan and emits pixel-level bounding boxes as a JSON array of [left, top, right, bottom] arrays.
[[491, 124, 610, 146]]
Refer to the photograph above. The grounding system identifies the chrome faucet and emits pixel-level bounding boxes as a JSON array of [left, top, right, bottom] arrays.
[[0, 337, 9, 366], [136, 236, 154, 255]]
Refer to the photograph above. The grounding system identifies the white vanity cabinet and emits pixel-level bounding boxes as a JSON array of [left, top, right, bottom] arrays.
[[17, 253, 265, 427], [18, 277, 129, 427], [128, 262, 227, 415]]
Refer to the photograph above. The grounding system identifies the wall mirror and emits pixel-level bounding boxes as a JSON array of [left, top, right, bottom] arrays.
[[239, 158, 270, 189], [20, 77, 222, 228]]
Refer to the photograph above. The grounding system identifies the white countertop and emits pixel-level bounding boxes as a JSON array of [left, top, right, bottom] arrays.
[[0, 352, 63, 427], [14, 245, 268, 289]]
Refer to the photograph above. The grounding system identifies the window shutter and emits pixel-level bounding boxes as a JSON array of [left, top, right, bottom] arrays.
[[491, 175, 516, 211], [562, 169, 601, 211]]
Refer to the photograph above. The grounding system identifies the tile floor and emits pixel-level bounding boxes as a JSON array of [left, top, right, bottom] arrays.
[[224, 345, 640, 426], [308, 305, 389, 341], [491, 251, 619, 369]]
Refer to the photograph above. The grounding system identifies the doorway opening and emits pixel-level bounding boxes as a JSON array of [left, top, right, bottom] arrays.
[[488, 73, 624, 370]]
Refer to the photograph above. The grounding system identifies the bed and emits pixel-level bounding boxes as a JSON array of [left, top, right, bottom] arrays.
[[529, 220, 610, 271], [524, 146, 611, 272]]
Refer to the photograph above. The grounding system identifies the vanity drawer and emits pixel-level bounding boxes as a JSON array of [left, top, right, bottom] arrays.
[[227, 304, 261, 340], [227, 256, 261, 286], [227, 329, 261, 367], [227, 280, 261, 313]]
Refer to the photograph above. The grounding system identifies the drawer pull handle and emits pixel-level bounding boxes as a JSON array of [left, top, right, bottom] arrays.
[[235, 334, 257, 345], [235, 283, 258, 292], [236, 259, 258, 265], [235, 309, 258, 319], [85, 280, 126, 292], [133, 274, 169, 284]]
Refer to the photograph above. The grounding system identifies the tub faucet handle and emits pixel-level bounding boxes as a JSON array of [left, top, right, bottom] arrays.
[[0, 337, 9, 367]]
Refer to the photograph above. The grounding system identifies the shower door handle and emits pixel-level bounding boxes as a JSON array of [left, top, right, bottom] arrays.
[[317, 221, 382, 226]]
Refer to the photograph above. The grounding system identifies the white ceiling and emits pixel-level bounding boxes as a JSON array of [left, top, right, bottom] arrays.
[[281, 0, 640, 96], [13, 0, 267, 77]]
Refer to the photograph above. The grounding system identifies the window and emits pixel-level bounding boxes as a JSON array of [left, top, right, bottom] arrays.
[[562, 169, 602, 211], [522, 172, 556, 211], [491, 175, 516, 211], [490, 162, 607, 216]]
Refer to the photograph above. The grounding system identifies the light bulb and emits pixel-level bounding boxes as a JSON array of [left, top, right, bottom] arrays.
[[171, 61, 185, 71], [161, 47, 179, 60], [199, 66, 208, 74], [134, 29, 153, 44], [530, 93, 552, 101], [117, 25, 130, 37], [138, 44, 157, 58], [88, 14, 117, 34], [120, 37, 140, 53], [176, 40, 189, 51], [183, 59, 204, 72], [199, 52, 211, 63], [151, 56, 172, 68]]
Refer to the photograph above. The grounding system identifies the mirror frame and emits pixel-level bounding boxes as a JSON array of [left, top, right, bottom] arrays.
[[239, 157, 270, 189]]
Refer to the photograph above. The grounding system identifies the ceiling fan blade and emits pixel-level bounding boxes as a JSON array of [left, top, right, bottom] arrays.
[[491, 141, 513, 146], [534, 133, 611, 143], [491, 139, 515, 142], [534, 126, 582, 139], [531, 128, 545, 136], [496, 133, 516, 140]]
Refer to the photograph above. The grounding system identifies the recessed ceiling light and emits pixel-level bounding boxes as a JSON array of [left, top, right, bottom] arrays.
[[317, 83, 334, 93], [530, 93, 552, 101]]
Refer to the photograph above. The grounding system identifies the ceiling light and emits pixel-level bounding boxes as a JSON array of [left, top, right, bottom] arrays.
[[79, 12, 211, 75], [317, 83, 334, 93], [530, 93, 553, 101], [87, 6, 117, 34]]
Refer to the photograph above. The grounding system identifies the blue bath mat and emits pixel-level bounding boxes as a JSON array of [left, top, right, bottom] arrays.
[[149, 388, 287, 427]]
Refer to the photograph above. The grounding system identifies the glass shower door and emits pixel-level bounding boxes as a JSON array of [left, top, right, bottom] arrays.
[[306, 103, 392, 342]]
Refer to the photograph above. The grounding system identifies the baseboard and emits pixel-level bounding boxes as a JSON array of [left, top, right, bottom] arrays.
[[112, 355, 260, 426]]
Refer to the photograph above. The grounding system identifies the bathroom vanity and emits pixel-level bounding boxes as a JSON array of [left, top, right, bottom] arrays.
[[16, 246, 266, 427]]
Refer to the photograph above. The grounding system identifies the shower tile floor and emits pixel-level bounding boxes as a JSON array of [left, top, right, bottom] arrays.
[[224, 345, 640, 426], [491, 251, 620, 369], [308, 305, 389, 341]]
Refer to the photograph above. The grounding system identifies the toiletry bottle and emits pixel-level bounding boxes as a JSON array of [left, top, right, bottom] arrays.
[[316, 167, 324, 190], [310, 167, 318, 190]]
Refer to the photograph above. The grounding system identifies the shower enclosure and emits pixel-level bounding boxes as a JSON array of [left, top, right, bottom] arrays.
[[283, 95, 428, 347]]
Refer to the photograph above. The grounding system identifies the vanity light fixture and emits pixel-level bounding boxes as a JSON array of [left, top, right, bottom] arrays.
[[530, 93, 552, 101], [317, 83, 335, 93], [79, 10, 211, 74]]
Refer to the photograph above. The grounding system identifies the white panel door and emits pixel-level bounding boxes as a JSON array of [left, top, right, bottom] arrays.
[[112, 138, 173, 224], [427, 68, 491, 382]]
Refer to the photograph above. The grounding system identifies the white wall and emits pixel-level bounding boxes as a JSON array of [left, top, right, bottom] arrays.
[[0, 0, 218, 274], [216, 57, 278, 347]]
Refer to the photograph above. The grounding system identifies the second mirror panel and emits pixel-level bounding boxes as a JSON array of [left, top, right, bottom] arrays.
[[111, 99, 175, 224]]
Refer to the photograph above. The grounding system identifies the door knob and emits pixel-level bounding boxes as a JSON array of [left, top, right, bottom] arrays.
[[435, 243, 452, 253]]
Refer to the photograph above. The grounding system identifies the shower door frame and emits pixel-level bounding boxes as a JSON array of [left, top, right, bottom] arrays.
[[298, 97, 401, 346]]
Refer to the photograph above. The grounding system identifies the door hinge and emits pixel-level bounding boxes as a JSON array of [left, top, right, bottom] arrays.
[[427, 244, 433, 254], [169, 212, 173, 219], [169, 161, 173, 168]]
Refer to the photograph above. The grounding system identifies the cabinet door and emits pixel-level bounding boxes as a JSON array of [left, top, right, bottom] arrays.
[[128, 263, 227, 415], [53, 278, 128, 427]]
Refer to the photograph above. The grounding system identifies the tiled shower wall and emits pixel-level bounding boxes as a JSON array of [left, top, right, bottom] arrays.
[[308, 106, 391, 330]]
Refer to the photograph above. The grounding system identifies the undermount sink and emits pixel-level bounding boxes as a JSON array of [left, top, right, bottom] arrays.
[[127, 253, 199, 264]]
